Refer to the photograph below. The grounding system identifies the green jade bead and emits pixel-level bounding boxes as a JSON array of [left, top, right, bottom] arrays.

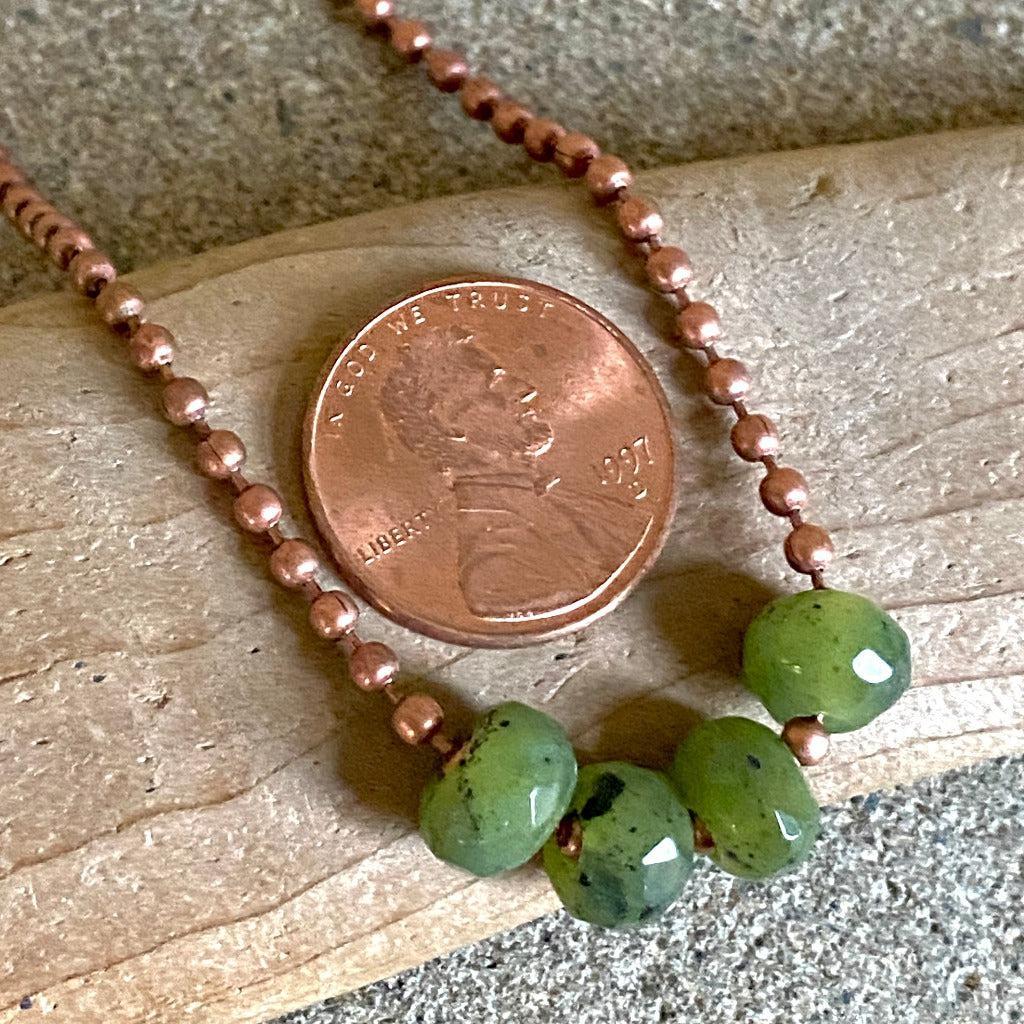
[[670, 716, 820, 879], [419, 701, 577, 877], [542, 762, 695, 928], [742, 588, 912, 733]]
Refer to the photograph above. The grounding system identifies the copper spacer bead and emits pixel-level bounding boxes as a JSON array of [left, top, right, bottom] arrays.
[[731, 413, 780, 462], [785, 522, 835, 574], [760, 466, 810, 516], [15, 199, 52, 239], [355, 0, 393, 27], [95, 280, 145, 327], [692, 817, 715, 854], [269, 538, 320, 588], [196, 428, 246, 478], [523, 118, 565, 162], [309, 589, 360, 639], [128, 322, 175, 372], [553, 131, 601, 178], [68, 249, 117, 297], [584, 154, 633, 204], [46, 226, 94, 269], [234, 483, 284, 533], [349, 640, 399, 692], [389, 18, 432, 60], [555, 815, 583, 860], [616, 195, 663, 241], [29, 208, 74, 248], [391, 692, 445, 745], [424, 48, 468, 92], [705, 357, 751, 405], [676, 300, 722, 349], [161, 376, 209, 427], [490, 100, 533, 144], [459, 75, 502, 119], [646, 245, 693, 292], [782, 716, 831, 766], [1, 182, 39, 220]]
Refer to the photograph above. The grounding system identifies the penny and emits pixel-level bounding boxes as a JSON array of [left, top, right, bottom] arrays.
[[303, 278, 677, 647]]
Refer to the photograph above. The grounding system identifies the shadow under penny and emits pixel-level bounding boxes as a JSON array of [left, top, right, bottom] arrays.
[[585, 563, 781, 766], [649, 561, 781, 679]]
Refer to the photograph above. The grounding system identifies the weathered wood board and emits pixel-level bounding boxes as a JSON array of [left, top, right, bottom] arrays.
[[1, 125, 1022, 1023]]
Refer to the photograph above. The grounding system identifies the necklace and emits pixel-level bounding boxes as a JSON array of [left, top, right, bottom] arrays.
[[0, 1, 913, 929]]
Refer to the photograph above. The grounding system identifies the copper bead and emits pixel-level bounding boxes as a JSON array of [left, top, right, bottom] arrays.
[[196, 428, 246, 478], [704, 357, 751, 405], [645, 245, 693, 292], [391, 692, 445, 745], [425, 48, 468, 92], [355, 0, 393, 27], [269, 538, 320, 588], [784, 523, 835, 574], [309, 589, 359, 639], [46, 226, 94, 269], [349, 640, 399, 691], [760, 466, 810, 516], [782, 716, 831, 766], [730, 413, 780, 462], [68, 249, 117, 297], [161, 376, 209, 426], [553, 131, 600, 178], [554, 815, 583, 860], [676, 301, 722, 349], [389, 18, 431, 60], [523, 118, 565, 162], [129, 322, 175, 372], [459, 76, 502, 120], [584, 155, 633, 204], [234, 483, 284, 533], [95, 280, 145, 327], [692, 817, 715, 854], [490, 100, 533, 144], [616, 195, 663, 241]]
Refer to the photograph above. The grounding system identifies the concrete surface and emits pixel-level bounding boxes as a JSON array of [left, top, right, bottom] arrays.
[[1, 1, 1022, 1022]]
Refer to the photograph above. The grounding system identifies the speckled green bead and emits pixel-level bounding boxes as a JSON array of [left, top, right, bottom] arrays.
[[742, 588, 911, 733], [542, 762, 695, 928], [419, 701, 577, 877], [669, 716, 819, 879]]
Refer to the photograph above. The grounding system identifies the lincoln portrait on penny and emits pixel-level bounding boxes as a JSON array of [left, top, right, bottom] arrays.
[[379, 324, 652, 619]]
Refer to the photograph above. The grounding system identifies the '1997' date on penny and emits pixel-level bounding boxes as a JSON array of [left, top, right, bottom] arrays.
[[596, 435, 655, 501], [303, 277, 677, 648]]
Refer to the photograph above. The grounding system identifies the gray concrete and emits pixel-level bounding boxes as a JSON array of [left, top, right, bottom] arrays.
[[1, 1, 1022, 1021]]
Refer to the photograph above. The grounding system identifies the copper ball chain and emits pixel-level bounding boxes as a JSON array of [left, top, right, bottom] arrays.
[[0, 1, 836, 771]]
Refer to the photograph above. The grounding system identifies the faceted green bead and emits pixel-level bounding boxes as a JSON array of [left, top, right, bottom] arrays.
[[542, 762, 695, 929], [669, 716, 819, 879], [419, 701, 577, 877], [742, 588, 911, 733]]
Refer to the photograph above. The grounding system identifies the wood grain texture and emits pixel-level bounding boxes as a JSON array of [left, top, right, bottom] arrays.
[[1, 125, 1022, 1023]]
